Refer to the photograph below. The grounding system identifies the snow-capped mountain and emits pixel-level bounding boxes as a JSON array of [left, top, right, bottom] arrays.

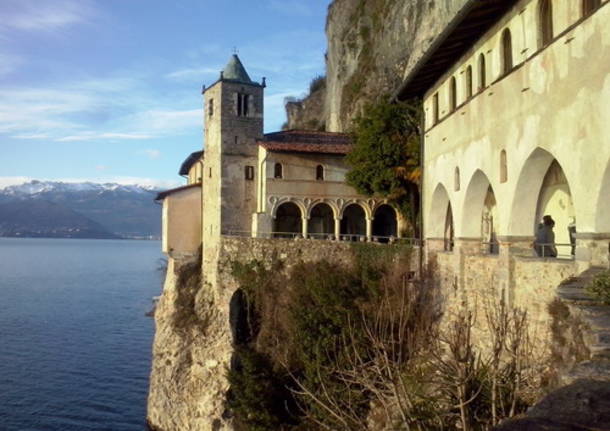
[[0, 181, 163, 239]]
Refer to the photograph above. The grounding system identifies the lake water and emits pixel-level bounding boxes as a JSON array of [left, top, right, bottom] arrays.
[[0, 238, 163, 431]]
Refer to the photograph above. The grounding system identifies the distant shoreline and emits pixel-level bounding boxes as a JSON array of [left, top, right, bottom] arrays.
[[0, 235, 161, 241]]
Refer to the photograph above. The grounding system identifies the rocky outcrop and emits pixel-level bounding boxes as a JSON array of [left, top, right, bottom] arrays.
[[147, 256, 232, 431], [284, 84, 327, 131], [493, 379, 610, 431], [324, 0, 468, 131]]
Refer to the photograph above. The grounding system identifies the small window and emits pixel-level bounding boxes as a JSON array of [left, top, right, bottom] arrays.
[[208, 99, 214, 117], [274, 163, 283, 179], [501, 29, 513, 75], [449, 77, 457, 111], [433, 93, 440, 124], [316, 165, 324, 181], [465, 66, 473, 99], [237, 93, 250, 117], [539, 0, 554, 48], [245, 165, 254, 181], [478, 53, 487, 89], [582, 0, 601, 16], [208, 167, 212, 178], [500, 150, 508, 183], [454, 167, 460, 191]]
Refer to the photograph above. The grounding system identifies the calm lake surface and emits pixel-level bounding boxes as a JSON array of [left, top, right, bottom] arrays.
[[0, 238, 163, 431]]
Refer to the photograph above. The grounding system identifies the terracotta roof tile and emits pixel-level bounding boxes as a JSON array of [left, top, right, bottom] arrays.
[[258, 130, 352, 155]]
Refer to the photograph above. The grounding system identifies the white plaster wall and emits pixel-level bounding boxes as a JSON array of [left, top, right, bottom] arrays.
[[423, 1, 610, 243]]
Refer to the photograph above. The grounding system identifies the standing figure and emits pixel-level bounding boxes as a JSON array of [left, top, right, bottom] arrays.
[[534, 215, 557, 257]]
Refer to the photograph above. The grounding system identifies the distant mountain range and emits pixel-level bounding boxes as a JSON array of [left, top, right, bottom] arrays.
[[0, 181, 165, 239]]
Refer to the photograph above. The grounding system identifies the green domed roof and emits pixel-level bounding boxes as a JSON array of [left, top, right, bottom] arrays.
[[222, 54, 253, 84]]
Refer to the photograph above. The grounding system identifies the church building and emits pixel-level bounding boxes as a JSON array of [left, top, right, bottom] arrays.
[[156, 55, 403, 261]]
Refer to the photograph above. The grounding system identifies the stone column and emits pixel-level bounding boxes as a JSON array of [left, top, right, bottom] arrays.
[[334, 217, 341, 240], [497, 235, 535, 307], [302, 217, 309, 239], [366, 217, 373, 241], [575, 233, 610, 271]]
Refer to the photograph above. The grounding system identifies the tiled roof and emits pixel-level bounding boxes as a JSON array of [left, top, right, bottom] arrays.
[[155, 183, 201, 201], [258, 130, 352, 155], [178, 151, 204, 176]]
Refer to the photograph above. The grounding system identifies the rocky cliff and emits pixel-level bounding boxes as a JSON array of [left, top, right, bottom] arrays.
[[287, 0, 469, 132]]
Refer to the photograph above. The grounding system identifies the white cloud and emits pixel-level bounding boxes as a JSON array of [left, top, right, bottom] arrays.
[[0, 0, 94, 34], [11, 133, 50, 140], [141, 149, 161, 159], [166, 67, 221, 81], [56, 132, 153, 142], [0, 176, 33, 189], [130, 109, 202, 133]]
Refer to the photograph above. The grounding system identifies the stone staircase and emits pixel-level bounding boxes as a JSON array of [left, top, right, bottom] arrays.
[[556, 266, 610, 384]]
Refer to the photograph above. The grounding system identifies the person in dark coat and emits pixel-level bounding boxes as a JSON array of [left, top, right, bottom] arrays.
[[534, 215, 557, 257]]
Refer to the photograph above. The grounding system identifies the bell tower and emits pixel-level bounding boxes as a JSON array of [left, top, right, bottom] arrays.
[[201, 54, 265, 253]]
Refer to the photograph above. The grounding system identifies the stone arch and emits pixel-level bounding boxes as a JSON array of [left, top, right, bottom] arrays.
[[428, 183, 452, 238], [273, 201, 303, 237], [508, 148, 575, 237], [595, 161, 610, 233], [372, 204, 398, 239], [461, 170, 498, 239], [308, 203, 335, 238], [339, 200, 372, 220], [445, 202, 455, 251], [340, 203, 366, 239], [536, 160, 575, 256]]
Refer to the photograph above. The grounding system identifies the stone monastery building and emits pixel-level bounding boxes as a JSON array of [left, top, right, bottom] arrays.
[[157, 54, 404, 261], [395, 0, 610, 310]]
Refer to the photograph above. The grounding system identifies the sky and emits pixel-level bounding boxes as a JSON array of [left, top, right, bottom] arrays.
[[0, 0, 331, 189]]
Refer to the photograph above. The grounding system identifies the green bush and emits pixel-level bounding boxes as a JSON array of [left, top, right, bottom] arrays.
[[586, 270, 610, 304]]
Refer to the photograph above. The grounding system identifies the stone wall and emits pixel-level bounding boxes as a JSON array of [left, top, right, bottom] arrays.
[[148, 237, 419, 431]]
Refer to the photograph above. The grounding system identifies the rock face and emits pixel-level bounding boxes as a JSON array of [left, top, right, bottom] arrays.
[[284, 84, 327, 131], [324, 0, 468, 131], [493, 379, 610, 431], [147, 257, 231, 431]]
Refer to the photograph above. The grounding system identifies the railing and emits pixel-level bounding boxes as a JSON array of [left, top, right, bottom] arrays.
[[532, 242, 575, 260], [221, 230, 420, 246], [480, 241, 500, 255]]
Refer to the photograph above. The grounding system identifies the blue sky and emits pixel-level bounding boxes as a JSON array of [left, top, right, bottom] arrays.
[[0, 0, 331, 189]]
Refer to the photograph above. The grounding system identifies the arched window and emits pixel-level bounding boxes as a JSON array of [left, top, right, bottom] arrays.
[[539, 0, 554, 48], [465, 66, 473, 99], [454, 167, 460, 191], [478, 53, 486, 89], [316, 165, 324, 181], [274, 163, 283, 179], [500, 150, 508, 183], [501, 29, 513, 75], [449, 76, 457, 111], [582, 0, 601, 16]]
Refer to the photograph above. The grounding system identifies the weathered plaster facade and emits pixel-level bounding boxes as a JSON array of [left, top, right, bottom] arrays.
[[399, 0, 610, 359]]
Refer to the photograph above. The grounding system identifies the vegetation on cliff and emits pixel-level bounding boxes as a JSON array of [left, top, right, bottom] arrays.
[[346, 98, 421, 231], [225, 245, 542, 430]]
